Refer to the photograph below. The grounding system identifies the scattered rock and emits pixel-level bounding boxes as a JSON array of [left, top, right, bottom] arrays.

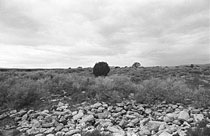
[[73, 110, 84, 121], [65, 129, 80, 136], [193, 114, 204, 122], [178, 110, 190, 121], [159, 131, 173, 136], [1, 101, 209, 136], [80, 115, 94, 123]]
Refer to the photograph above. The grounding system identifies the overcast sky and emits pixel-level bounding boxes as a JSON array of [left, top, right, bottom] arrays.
[[0, 0, 209, 68]]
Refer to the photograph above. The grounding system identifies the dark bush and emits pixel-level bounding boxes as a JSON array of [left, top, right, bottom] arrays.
[[132, 62, 141, 68], [190, 64, 194, 68], [93, 62, 110, 77]]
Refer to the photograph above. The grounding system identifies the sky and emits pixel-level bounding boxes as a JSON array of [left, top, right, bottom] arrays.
[[0, 0, 209, 68]]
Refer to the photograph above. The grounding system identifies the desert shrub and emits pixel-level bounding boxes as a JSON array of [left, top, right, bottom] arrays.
[[0, 82, 9, 108], [44, 73, 91, 94], [110, 75, 137, 96], [81, 130, 112, 136], [135, 78, 166, 103], [135, 77, 193, 104], [186, 119, 210, 136], [89, 75, 138, 103], [162, 78, 193, 104], [93, 62, 110, 77], [44, 74, 75, 95], [131, 76, 142, 83], [187, 127, 210, 136], [192, 87, 210, 108], [3, 79, 48, 109], [88, 76, 115, 102]]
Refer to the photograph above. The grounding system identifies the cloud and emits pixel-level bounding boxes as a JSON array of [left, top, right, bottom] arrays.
[[0, 0, 209, 68]]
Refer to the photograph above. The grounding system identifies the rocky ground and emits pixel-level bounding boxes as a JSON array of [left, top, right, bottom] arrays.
[[0, 100, 210, 136]]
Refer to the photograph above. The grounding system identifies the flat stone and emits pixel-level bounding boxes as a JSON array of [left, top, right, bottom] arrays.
[[65, 129, 80, 136], [147, 121, 166, 132], [35, 134, 44, 136], [46, 134, 55, 136], [91, 102, 102, 109], [61, 128, 69, 132], [191, 109, 201, 114], [164, 116, 172, 123], [112, 132, 125, 136], [107, 125, 124, 135], [55, 124, 64, 131], [80, 115, 94, 123], [42, 122, 54, 128], [159, 132, 173, 136], [72, 134, 81, 136], [173, 120, 181, 125]]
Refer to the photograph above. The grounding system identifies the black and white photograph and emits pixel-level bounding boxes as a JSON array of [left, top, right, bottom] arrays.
[[0, 0, 210, 136]]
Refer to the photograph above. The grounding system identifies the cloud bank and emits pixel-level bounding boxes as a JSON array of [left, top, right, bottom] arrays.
[[0, 0, 209, 68]]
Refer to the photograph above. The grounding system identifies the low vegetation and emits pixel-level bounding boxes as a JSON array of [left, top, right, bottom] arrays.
[[0, 67, 210, 110], [186, 119, 210, 136]]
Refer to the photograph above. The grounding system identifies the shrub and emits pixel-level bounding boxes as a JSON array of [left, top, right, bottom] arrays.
[[88, 75, 137, 103], [3, 79, 47, 109], [132, 62, 141, 68], [186, 119, 210, 136], [93, 62, 110, 77], [192, 87, 210, 108], [135, 77, 193, 104], [190, 64, 194, 68], [43, 73, 96, 103], [135, 78, 166, 103]]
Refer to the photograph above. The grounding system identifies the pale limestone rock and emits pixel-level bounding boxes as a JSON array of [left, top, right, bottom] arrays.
[[46, 134, 55, 136], [178, 111, 190, 121], [44, 127, 55, 134], [107, 125, 125, 135], [80, 115, 94, 123], [65, 129, 80, 136], [73, 110, 84, 121], [159, 131, 173, 136], [55, 131, 65, 136], [193, 114, 204, 122], [91, 102, 102, 109], [139, 127, 150, 135]]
